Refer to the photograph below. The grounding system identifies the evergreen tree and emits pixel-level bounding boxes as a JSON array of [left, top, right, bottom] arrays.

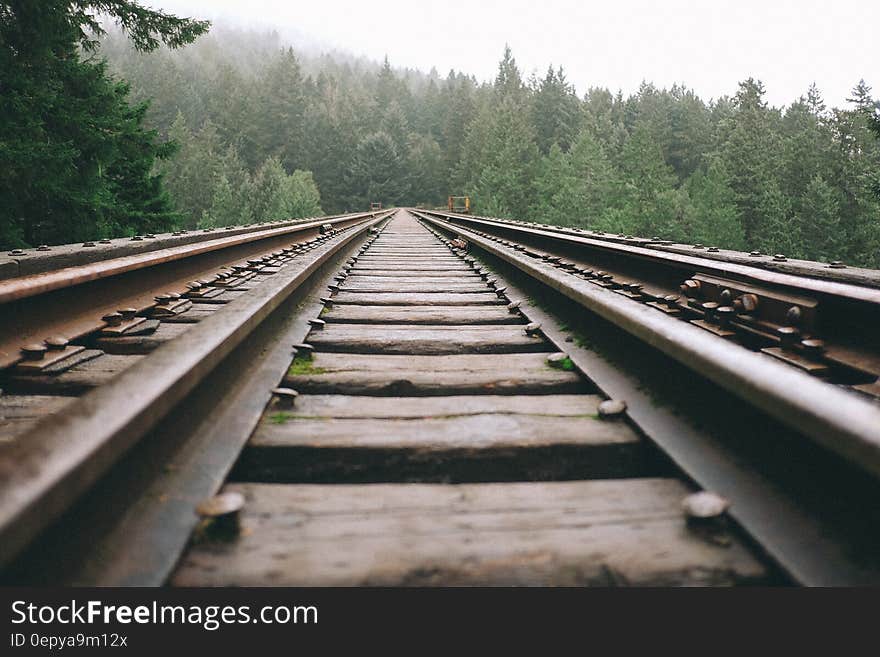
[[0, 1, 207, 248], [281, 170, 323, 218], [718, 78, 786, 246], [472, 98, 540, 216], [531, 66, 580, 154], [380, 101, 410, 154], [24, 23, 875, 269], [568, 129, 617, 226], [441, 74, 477, 192], [301, 73, 362, 212], [614, 122, 682, 238], [249, 156, 287, 222], [201, 174, 248, 228], [530, 144, 577, 225], [797, 174, 842, 261], [494, 45, 525, 101], [407, 134, 445, 206], [161, 116, 249, 227], [683, 160, 745, 249], [248, 48, 306, 171], [347, 132, 410, 208]]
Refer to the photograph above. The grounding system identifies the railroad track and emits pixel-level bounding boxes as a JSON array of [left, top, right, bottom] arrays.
[[1, 208, 879, 586]]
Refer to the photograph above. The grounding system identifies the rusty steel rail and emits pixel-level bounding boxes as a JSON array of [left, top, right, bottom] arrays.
[[415, 209, 880, 397], [0, 212, 381, 302], [0, 214, 358, 281], [416, 216, 880, 585], [0, 211, 385, 369], [441, 211, 880, 290], [414, 210, 880, 480], [0, 211, 393, 567]]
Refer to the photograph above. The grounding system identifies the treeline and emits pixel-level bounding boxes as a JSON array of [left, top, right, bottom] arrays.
[[4, 8, 879, 268], [101, 29, 880, 267], [0, 2, 208, 249]]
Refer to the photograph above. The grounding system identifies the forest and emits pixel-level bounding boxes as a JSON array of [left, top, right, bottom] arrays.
[[2, 3, 880, 267]]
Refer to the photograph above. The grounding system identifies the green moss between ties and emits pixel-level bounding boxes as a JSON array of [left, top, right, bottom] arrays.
[[288, 358, 327, 376]]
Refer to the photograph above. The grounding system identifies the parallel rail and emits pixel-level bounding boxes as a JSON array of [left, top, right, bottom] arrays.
[[1, 207, 879, 586], [0, 211, 386, 370], [413, 209, 880, 584], [0, 210, 393, 567], [414, 210, 880, 446]]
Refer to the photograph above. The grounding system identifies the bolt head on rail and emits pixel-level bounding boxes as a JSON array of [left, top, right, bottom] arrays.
[[598, 399, 627, 418]]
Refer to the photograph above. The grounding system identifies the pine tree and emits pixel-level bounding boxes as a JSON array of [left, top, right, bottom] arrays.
[[530, 144, 577, 225], [249, 157, 288, 222], [380, 101, 411, 155], [719, 78, 787, 248], [796, 174, 842, 261], [280, 170, 323, 218], [161, 116, 249, 227], [0, 0, 208, 248], [568, 129, 617, 227], [301, 73, 362, 212], [683, 160, 745, 249], [615, 122, 681, 238], [494, 45, 525, 101], [248, 48, 306, 171], [472, 98, 539, 217], [407, 134, 445, 206], [201, 174, 245, 228], [347, 132, 410, 208], [531, 66, 580, 154]]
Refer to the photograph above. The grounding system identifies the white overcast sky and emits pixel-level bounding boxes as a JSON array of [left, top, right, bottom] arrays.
[[147, 0, 877, 108]]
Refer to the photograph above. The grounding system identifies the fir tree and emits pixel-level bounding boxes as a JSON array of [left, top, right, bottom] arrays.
[[0, 0, 208, 248]]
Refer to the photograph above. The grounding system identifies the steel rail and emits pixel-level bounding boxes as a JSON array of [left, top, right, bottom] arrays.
[[0, 213, 360, 281], [0, 211, 382, 303], [420, 210, 880, 305], [417, 219, 880, 585], [477, 215, 880, 289], [0, 211, 385, 370], [0, 211, 392, 567], [415, 211, 880, 479]]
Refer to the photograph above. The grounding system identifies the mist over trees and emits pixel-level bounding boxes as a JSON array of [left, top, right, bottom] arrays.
[[3, 11, 879, 269], [96, 28, 880, 267]]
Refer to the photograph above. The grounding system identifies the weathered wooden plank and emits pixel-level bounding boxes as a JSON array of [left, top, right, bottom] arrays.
[[0, 395, 77, 444], [93, 321, 193, 354], [344, 275, 483, 284], [346, 268, 472, 276], [171, 479, 768, 586], [4, 354, 147, 394], [367, 245, 445, 249], [367, 248, 448, 251], [283, 352, 584, 395], [337, 282, 489, 293], [240, 394, 648, 482], [286, 394, 599, 418], [244, 414, 639, 457], [307, 324, 548, 354], [363, 253, 456, 259], [331, 292, 502, 306], [323, 304, 520, 325], [357, 252, 460, 258], [354, 259, 464, 266]]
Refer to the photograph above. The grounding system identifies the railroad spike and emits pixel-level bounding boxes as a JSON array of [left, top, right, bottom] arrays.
[[598, 399, 627, 418], [196, 492, 244, 536], [271, 387, 300, 408]]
